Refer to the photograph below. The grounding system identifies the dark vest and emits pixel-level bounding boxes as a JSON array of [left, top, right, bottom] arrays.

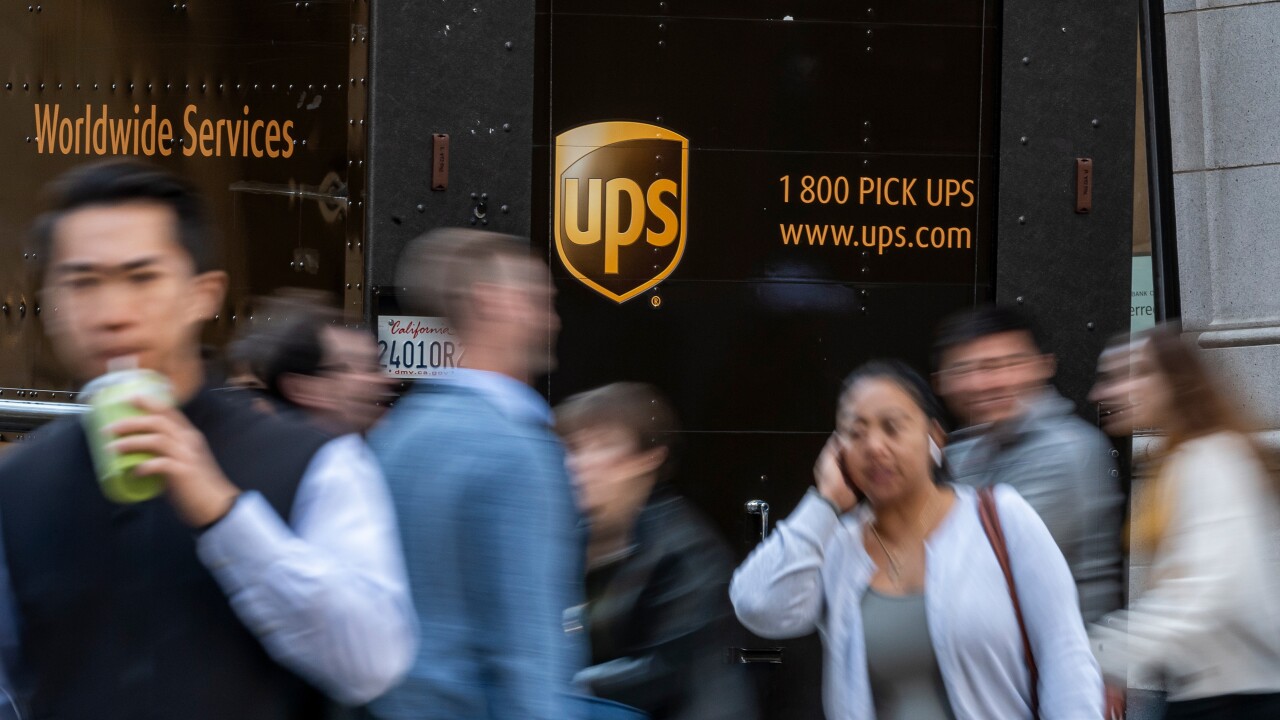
[[0, 387, 333, 720]]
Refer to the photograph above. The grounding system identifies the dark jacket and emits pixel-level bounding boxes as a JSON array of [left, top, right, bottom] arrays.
[[579, 490, 758, 720]]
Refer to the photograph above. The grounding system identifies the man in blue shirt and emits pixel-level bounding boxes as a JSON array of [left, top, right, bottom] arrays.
[[369, 229, 587, 720]]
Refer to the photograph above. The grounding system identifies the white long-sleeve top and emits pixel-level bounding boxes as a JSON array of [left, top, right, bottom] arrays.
[[731, 484, 1102, 720], [1092, 431, 1280, 700]]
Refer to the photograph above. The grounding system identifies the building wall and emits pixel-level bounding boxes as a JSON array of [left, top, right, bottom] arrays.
[[1125, 5, 1280, 712], [1165, 0, 1280, 445]]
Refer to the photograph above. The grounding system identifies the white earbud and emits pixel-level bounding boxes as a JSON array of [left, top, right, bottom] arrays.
[[929, 437, 943, 467]]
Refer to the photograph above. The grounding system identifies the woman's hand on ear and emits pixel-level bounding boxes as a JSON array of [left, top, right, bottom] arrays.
[[815, 434, 859, 513]]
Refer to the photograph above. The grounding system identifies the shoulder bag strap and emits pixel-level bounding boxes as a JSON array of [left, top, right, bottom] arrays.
[[978, 486, 1040, 718]]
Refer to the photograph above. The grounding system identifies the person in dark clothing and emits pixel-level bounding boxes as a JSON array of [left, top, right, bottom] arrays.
[[0, 161, 413, 720], [556, 383, 758, 720]]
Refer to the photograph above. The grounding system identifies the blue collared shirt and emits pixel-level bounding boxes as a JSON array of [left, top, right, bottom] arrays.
[[369, 371, 587, 720], [440, 369, 555, 427]]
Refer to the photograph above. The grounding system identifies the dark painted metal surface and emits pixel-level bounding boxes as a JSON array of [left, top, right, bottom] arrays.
[[995, 0, 1137, 407], [0, 0, 363, 424], [537, 3, 1000, 716], [0, 0, 1143, 712], [366, 0, 536, 288]]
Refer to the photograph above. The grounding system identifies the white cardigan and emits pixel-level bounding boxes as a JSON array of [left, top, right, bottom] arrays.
[[1092, 432, 1280, 700], [731, 484, 1102, 720]]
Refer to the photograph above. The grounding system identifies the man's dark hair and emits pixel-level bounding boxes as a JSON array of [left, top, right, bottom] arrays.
[[30, 160, 217, 277], [235, 291, 345, 401], [931, 304, 1046, 371]]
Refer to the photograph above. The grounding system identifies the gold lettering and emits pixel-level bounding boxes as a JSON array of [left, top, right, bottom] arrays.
[[884, 178, 900, 206], [215, 119, 226, 156], [92, 104, 109, 155], [265, 120, 280, 158], [281, 121, 295, 158], [198, 119, 215, 157], [250, 119, 265, 158], [859, 176, 875, 205], [157, 119, 173, 157], [182, 105, 197, 157], [227, 118, 244, 157], [604, 178, 644, 274], [140, 105, 158, 156], [646, 179, 679, 247], [58, 117, 74, 155], [564, 178, 602, 245], [33, 104, 58, 154]]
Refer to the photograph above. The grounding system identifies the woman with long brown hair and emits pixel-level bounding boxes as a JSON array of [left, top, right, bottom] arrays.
[[1090, 324, 1280, 719]]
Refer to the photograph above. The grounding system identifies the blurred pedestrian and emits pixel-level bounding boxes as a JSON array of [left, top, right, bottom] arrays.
[[368, 229, 586, 720], [234, 290, 391, 435], [0, 161, 414, 719], [934, 305, 1125, 622], [556, 383, 758, 720], [731, 360, 1102, 719], [1090, 324, 1280, 719]]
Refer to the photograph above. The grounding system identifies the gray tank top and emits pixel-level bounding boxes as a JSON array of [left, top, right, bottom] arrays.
[[861, 589, 956, 720]]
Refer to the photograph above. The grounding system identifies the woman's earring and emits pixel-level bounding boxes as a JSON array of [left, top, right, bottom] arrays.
[[928, 437, 943, 467]]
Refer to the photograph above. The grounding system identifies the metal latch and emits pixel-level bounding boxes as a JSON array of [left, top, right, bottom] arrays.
[[745, 499, 770, 541], [730, 647, 784, 664]]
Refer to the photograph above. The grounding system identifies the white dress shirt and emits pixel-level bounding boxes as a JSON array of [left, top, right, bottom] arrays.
[[195, 433, 417, 705]]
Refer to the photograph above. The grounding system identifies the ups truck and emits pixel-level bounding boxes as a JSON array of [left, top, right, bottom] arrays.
[[0, 1, 1167, 715]]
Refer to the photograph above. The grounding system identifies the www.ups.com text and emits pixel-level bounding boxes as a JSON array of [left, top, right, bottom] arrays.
[[779, 223, 972, 254]]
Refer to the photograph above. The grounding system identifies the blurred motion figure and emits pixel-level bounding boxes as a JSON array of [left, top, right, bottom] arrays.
[[368, 229, 586, 720], [231, 290, 390, 435], [934, 305, 1124, 623], [1090, 324, 1280, 719], [557, 383, 757, 720], [0, 161, 414, 719]]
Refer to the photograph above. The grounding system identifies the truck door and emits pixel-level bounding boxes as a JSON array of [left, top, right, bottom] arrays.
[[0, 0, 367, 436], [534, 3, 997, 717], [367, 1, 1137, 716]]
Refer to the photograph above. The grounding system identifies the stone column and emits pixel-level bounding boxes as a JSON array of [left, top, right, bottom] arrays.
[[1124, 7, 1280, 715], [1165, 0, 1280, 446]]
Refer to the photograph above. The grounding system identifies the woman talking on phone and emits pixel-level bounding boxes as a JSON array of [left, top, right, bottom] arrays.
[[730, 361, 1102, 719]]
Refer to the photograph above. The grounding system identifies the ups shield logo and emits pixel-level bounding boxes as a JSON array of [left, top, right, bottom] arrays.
[[555, 122, 688, 303]]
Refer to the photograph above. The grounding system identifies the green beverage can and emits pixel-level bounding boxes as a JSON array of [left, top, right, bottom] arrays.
[[80, 368, 174, 503]]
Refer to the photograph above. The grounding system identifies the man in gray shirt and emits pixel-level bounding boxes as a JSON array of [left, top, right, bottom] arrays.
[[933, 305, 1123, 623]]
